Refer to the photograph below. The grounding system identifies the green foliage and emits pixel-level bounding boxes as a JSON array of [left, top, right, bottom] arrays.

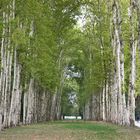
[[124, 44, 130, 94], [12, 28, 27, 46], [61, 77, 79, 115], [1, 0, 140, 115], [9, 0, 81, 92]]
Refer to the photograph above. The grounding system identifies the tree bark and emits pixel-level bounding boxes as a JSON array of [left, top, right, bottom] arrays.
[[128, 0, 137, 126]]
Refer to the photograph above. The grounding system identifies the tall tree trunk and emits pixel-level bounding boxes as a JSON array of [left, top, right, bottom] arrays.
[[26, 79, 34, 124], [111, 0, 124, 125], [100, 87, 105, 121], [8, 47, 21, 127], [23, 84, 28, 125], [128, 0, 137, 126], [0, 11, 6, 130]]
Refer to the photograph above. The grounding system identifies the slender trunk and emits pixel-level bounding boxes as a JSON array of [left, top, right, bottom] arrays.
[[2, 10, 9, 128], [111, 0, 124, 125], [23, 85, 27, 124], [26, 79, 34, 124], [0, 11, 6, 130], [100, 87, 105, 121], [9, 48, 16, 126], [128, 0, 136, 126]]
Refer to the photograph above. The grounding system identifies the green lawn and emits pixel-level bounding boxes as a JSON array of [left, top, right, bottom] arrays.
[[0, 121, 140, 140]]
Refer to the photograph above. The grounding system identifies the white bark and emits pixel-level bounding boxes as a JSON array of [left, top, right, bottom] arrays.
[[105, 84, 109, 121], [0, 11, 6, 130], [111, 0, 124, 125], [100, 88, 105, 120], [26, 79, 34, 124], [122, 94, 130, 125], [8, 47, 21, 127], [128, 0, 136, 126]]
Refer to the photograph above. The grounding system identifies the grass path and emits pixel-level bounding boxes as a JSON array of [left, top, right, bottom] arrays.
[[0, 121, 140, 140]]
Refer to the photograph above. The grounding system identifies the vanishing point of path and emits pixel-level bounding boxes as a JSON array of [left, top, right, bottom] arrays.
[[0, 121, 140, 140]]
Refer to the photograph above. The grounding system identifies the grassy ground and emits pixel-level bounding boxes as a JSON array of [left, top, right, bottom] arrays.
[[0, 121, 140, 140]]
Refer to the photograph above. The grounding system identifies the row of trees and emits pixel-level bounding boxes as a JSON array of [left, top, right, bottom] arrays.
[[0, 0, 140, 131], [0, 0, 81, 130], [76, 0, 140, 126]]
